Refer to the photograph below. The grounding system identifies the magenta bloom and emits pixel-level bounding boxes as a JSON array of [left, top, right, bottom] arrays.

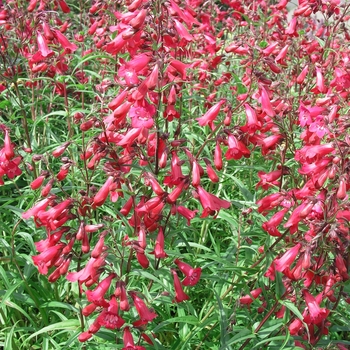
[[174, 259, 201, 286], [93, 176, 114, 207]]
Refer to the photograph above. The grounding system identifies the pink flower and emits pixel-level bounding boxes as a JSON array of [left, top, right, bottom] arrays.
[[174, 259, 201, 286], [169, 59, 189, 80], [214, 141, 223, 170], [22, 198, 51, 219], [78, 331, 92, 342], [225, 134, 250, 160], [315, 67, 326, 93], [285, 17, 298, 36], [173, 18, 193, 41], [241, 103, 261, 134], [197, 186, 230, 218], [66, 256, 103, 282], [261, 134, 283, 156], [31, 32, 54, 62], [37, 199, 73, 225], [129, 101, 155, 129], [115, 281, 130, 311], [259, 85, 275, 117], [297, 65, 309, 84], [262, 208, 288, 237], [30, 175, 46, 190]]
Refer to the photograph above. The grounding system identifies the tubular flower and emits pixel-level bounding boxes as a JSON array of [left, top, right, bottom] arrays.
[[172, 269, 190, 303], [174, 259, 201, 286], [129, 292, 157, 327], [122, 327, 146, 350], [96, 296, 125, 329], [303, 290, 329, 325], [150, 227, 168, 258], [274, 243, 302, 272], [239, 288, 263, 305], [86, 273, 116, 307], [196, 100, 225, 129], [196, 185, 231, 218]]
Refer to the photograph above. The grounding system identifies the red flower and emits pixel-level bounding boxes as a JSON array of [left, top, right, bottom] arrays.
[[196, 101, 224, 129], [242, 103, 261, 134], [115, 281, 130, 311], [129, 292, 157, 327], [150, 227, 168, 259], [303, 290, 329, 325], [262, 208, 288, 237], [225, 134, 250, 160], [239, 288, 263, 305], [122, 327, 146, 350], [274, 243, 301, 272], [96, 296, 125, 329], [86, 273, 116, 307], [173, 18, 193, 41], [136, 252, 149, 269], [259, 85, 275, 117], [174, 259, 201, 286], [175, 206, 198, 226], [93, 176, 114, 207], [22, 198, 51, 219], [197, 185, 230, 218], [66, 255, 105, 283], [214, 141, 223, 170], [172, 269, 189, 303], [53, 29, 77, 53], [30, 175, 46, 190], [32, 243, 65, 274], [78, 331, 92, 342]]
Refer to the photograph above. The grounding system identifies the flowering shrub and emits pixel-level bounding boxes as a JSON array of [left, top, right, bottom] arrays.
[[1, 0, 350, 349]]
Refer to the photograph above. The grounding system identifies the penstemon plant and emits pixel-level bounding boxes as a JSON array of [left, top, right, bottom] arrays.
[[1, 0, 350, 349]]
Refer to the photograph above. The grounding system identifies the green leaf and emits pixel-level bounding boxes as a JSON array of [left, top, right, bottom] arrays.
[[275, 271, 285, 299], [214, 289, 228, 346], [153, 316, 199, 332], [226, 329, 256, 346], [279, 300, 303, 321], [25, 320, 80, 341]]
